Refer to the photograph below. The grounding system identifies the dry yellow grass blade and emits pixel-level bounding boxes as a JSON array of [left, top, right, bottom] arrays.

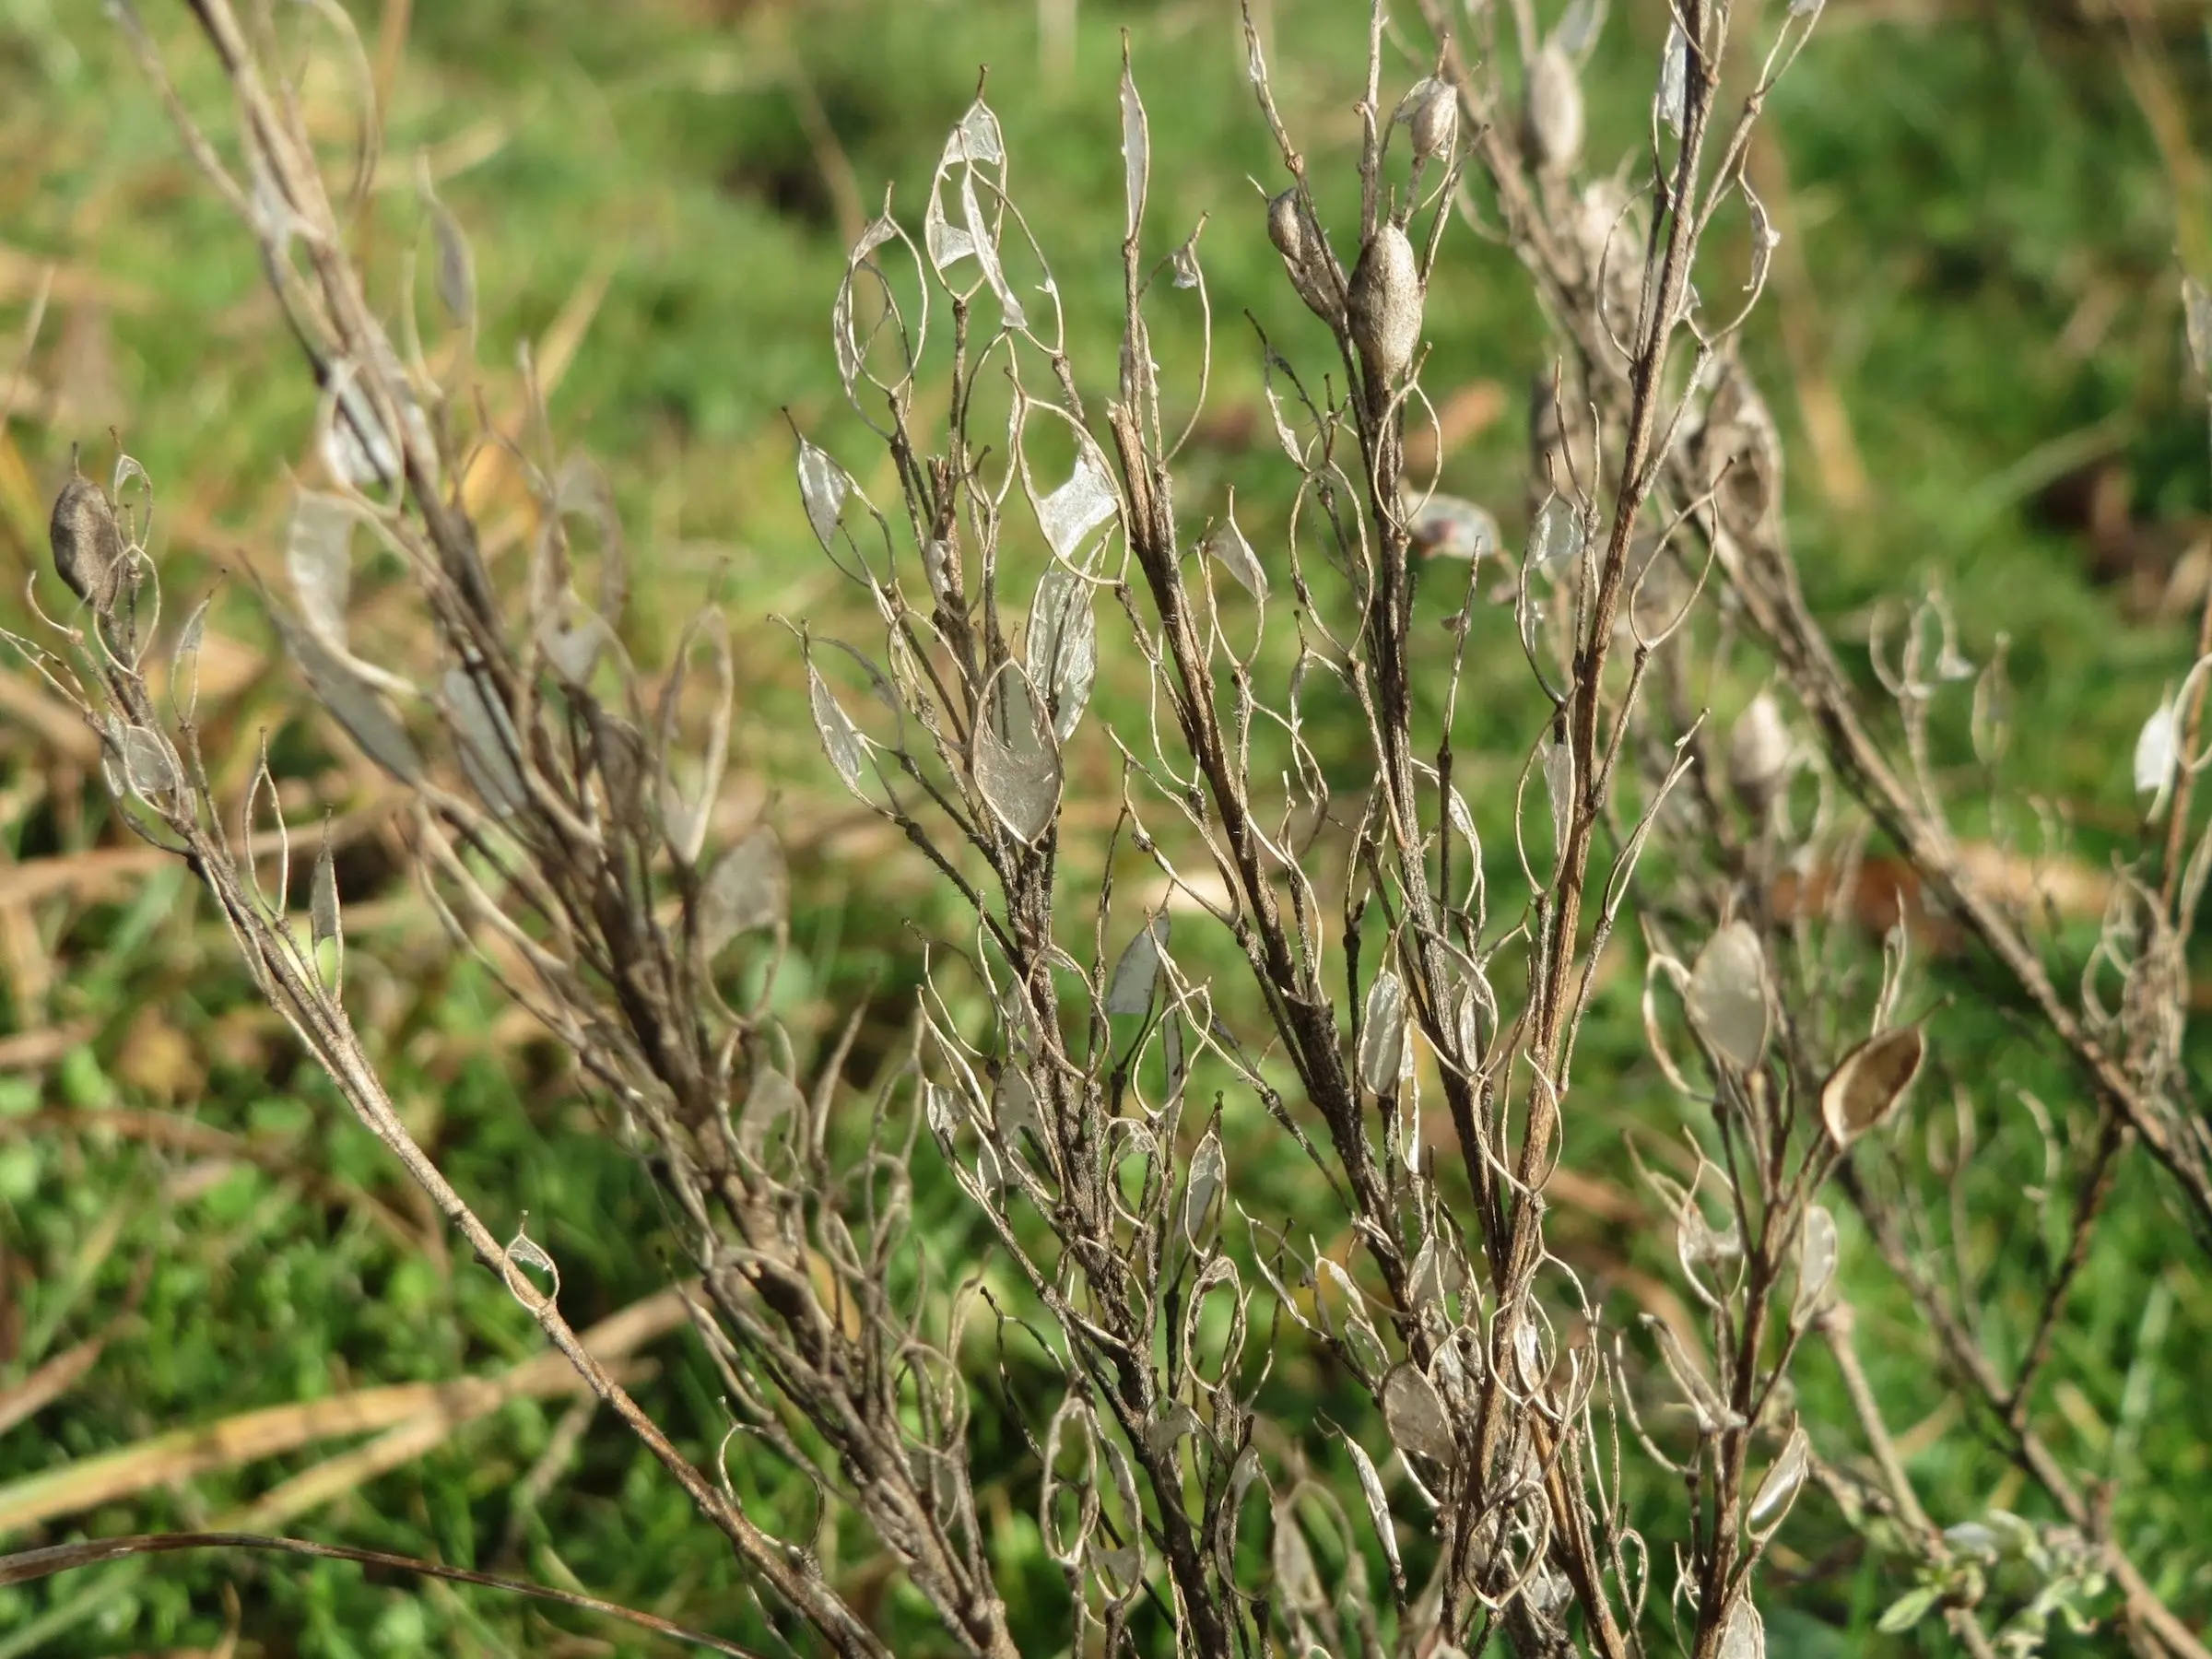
[[0, 1022, 95, 1074], [532, 251, 618, 405], [0, 1285, 696, 1539], [0, 656, 95, 764], [0, 245, 152, 313], [0, 794, 402, 909], [0, 1338, 109, 1442]]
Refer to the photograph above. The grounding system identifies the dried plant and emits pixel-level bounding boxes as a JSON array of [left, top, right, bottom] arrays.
[[12, 0, 2212, 1654]]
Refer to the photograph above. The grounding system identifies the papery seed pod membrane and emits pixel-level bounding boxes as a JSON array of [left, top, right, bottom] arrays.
[[1747, 1426, 1809, 1537], [1625, 532, 1685, 640], [1702, 363, 1783, 538], [1569, 180, 1644, 335], [2135, 699, 2177, 795], [1381, 1362, 1456, 1465], [1402, 76, 1458, 165], [1348, 223, 1423, 387], [1716, 1596, 1766, 1659], [1821, 1025, 1925, 1148], [1569, 181, 1625, 272], [1521, 48, 1585, 174], [50, 454, 122, 607], [1687, 921, 1769, 1073], [1408, 492, 1500, 561], [1793, 1204, 1838, 1325], [2187, 276, 2212, 382], [1726, 692, 1792, 811]]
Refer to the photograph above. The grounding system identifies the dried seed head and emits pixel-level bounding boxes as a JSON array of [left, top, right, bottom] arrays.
[[1727, 692, 1792, 810], [1521, 47, 1585, 175], [1402, 76, 1458, 165], [49, 451, 122, 607], [1347, 222, 1423, 387]]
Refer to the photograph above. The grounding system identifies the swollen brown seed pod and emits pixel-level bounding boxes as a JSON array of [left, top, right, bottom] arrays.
[[1402, 76, 1457, 166], [1267, 189, 1342, 324], [1347, 222, 1422, 388], [49, 449, 121, 608], [1521, 47, 1585, 176]]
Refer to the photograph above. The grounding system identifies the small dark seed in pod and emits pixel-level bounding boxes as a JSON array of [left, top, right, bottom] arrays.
[[1347, 223, 1423, 387], [49, 457, 121, 607], [1521, 47, 1585, 175]]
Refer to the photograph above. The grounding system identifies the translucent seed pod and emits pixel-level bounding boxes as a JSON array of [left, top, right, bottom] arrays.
[[1521, 47, 1585, 175], [1726, 692, 1791, 813]]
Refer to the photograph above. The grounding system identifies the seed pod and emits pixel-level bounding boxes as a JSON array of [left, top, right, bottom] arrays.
[[1727, 692, 1791, 811], [1626, 531, 1684, 640], [1266, 189, 1342, 324], [1569, 180, 1643, 337], [49, 453, 121, 608], [1265, 189, 1307, 266], [1402, 76, 1458, 165], [1347, 222, 1423, 387], [1700, 361, 1783, 541], [1521, 47, 1585, 175]]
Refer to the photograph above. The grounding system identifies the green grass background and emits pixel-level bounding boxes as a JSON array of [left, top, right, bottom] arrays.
[[1, 0, 2209, 1653]]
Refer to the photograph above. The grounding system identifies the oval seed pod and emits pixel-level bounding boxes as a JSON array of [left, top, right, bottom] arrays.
[[1403, 76, 1457, 165], [1821, 1025, 1925, 1148], [1700, 362, 1784, 540], [1521, 47, 1585, 175], [1570, 180, 1643, 333], [50, 454, 121, 607], [1726, 692, 1791, 811], [1267, 190, 1341, 324], [1347, 222, 1423, 387], [1265, 189, 1308, 267]]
